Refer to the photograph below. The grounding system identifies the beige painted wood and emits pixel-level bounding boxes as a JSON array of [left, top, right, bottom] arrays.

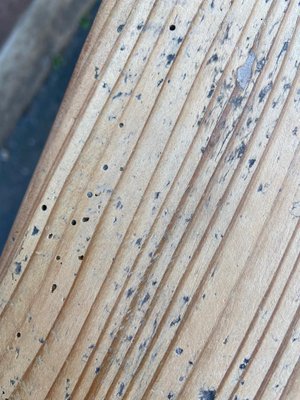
[[0, 1, 300, 399]]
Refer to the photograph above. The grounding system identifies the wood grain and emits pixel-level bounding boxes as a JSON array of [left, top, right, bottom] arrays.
[[0, 1, 299, 399]]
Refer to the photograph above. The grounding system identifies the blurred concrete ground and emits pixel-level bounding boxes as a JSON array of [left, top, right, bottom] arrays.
[[0, 1, 100, 254], [0, 0, 33, 47]]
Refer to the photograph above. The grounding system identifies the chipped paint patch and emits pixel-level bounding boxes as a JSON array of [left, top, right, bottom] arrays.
[[236, 50, 256, 90]]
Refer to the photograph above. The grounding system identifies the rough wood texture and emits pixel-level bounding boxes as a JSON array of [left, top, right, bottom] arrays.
[[0, 1, 299, 399]]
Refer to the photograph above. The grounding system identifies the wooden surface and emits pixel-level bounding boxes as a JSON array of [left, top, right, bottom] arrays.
[[0, 0, 300, 399]]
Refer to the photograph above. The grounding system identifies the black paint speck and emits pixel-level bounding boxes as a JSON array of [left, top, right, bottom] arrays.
[[32, 226, 39, 236], [207, 84, 215, 98], [103, 164, 108, 171], [169, 24, 176, 31], [117, 24, 125, 33], [237, 142, 246, 158], [82, 217, 90, 222], [51, 284, 57, 293], [141, 292, 150, 305], [41, 204, 47, 211], [207, 53, 218, 64], [248, 158, 256, 168], [87, 191, 93, 198], [95, 367, 100, 374], [199, 389, 216, 400], [257, 183, 263, 192], [170, 315, 181, 327], [157, 78, 164, 87], [175, 347, 183, 355], [117, 382, 125, 396], [135, 238, 142, 246], [183, 296, 190, 303], [113, 91, 123, 100], [166, 54, 176, 66], [127, 287, 134, 298], [167, 392, 174, 399], [155, 192, 160, 199], [14, 262, 22, 275]]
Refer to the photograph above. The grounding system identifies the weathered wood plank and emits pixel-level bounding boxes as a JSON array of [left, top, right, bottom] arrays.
[[0, 1, 299, 399]]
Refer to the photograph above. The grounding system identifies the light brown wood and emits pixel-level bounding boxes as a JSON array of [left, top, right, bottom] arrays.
[[0, 1, 300, 399]]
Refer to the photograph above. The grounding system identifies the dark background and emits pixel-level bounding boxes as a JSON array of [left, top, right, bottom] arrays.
[[0, 2, 99, 253]]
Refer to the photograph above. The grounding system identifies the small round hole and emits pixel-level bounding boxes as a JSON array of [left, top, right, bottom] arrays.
[[51, 284, 57, 293], [41, 204, 47, 211], [16, 332, 21, 338], [56, 255, 61, 261], [169, 24, 176, 31], [119, 122, 124, 128], [78, 255, 84, 261], [48, 233, 53, 239], [103, 164, 108, 171], [71, 219, 77, 226], [87, 191, 93, 198], [82, 217, 90, 222]]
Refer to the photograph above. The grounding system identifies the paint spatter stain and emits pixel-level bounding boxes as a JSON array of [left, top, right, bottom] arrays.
[[290, 201, 300, 218], [199, 389, 216, 400], [236, 51, 256, 90], [170, 315, 181, 327], [117, 382, 125, 396], [166, 54, 176, 66], [32, 226, 39, 236], [259, 82, 272, 103], [248, 158, 256, 168], [14, 262, 22, 275], [117, 24, 125, 33]]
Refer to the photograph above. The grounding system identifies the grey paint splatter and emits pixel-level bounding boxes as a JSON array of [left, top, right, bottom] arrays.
[[290, 201, 300, 218], [237, 51, 256, 90], [14, 262, 22, 275]]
